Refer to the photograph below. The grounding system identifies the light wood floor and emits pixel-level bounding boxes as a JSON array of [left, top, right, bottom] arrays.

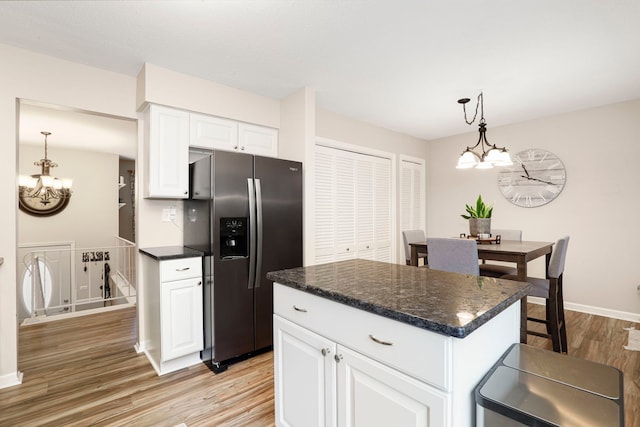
[[0, 304, 638, 426]]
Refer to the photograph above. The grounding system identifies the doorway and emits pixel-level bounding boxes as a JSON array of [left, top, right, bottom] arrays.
[[17, 100, 137, 325]]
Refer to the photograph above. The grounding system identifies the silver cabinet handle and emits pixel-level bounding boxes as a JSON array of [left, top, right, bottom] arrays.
[[321, 348, 331, 356], [197, 281, 202, 286], [334, 354, 343, 363], [369, 334, 393, 346], [176, 267, 190, 272], [241, 146, 245, 150], [293, 305, 307, 313]]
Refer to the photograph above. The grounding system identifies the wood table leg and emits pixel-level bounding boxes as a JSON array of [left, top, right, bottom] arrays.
[[410, 245, 419, 267], [520, 298, 527, 344], [517, 257, 528, 344]]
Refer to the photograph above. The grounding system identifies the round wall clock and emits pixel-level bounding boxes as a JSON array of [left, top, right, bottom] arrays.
[[498, 148, 566, 208]]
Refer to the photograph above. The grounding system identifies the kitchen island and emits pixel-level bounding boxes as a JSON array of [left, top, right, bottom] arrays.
[[267, 259, 530, 427]]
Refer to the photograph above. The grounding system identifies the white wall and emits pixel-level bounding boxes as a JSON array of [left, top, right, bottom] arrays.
[[0, 43, 138, 387], [428, 99, 640, 319]]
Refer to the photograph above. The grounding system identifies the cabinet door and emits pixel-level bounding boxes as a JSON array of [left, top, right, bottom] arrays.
[[336, 345, 449, 427], [189, 113, 238, 151], [238, 122, 278, 157], [146, 105, 190, 198], [160, 277, 204, 361], [274, 316, 337, 427]]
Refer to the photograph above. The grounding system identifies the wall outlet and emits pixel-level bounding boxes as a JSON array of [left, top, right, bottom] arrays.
[[162, 208, 171, 222], [162, 206, 177, 222]]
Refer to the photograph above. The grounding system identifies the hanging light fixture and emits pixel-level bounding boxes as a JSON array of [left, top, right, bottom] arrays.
[[456, 92, 512, 169], [18, 131, 73, 216]]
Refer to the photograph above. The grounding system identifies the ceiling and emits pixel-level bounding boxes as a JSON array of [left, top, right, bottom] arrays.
[[3, 0, 640, 151]]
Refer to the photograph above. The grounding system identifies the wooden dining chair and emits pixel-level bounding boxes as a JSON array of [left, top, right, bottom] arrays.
[[426, 238, 479, 275], [503, 236, 570, 353], [479, 229, 522, 278], [402, 230, 427, 266]]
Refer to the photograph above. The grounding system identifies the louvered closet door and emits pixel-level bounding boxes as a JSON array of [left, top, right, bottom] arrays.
[[314, 147, 337, 265], [355, 157, 375, 260], [373, 159, 392, 262], [334, 151, 357, 261], [314, 145, 392, 264], [400, 158, 425, 232]]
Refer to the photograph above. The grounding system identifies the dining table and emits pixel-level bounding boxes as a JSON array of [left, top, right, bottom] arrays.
[[409, 239, 554, 344]]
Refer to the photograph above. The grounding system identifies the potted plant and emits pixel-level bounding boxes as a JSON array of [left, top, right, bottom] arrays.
[[461, 195, 493, 237]]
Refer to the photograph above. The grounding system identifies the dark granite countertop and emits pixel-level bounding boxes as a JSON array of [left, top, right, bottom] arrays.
[[267, 259, 530, 339], [139, 246, 204, 261]]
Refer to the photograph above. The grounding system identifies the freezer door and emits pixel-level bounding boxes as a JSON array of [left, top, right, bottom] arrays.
[[212, 150, 255, 362], [254, 156, 303, 350]]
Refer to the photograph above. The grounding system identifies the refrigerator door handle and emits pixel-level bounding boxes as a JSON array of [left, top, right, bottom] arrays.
[[247, 178, 256, 289], [255, 179, 263, 288]]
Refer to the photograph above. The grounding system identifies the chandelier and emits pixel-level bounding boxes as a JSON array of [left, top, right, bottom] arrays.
[[456, 92, 513, 169], [18, 131, 72, 213]]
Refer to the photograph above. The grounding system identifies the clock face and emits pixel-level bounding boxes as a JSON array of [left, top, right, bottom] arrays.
[[498, 149, 566, 208]]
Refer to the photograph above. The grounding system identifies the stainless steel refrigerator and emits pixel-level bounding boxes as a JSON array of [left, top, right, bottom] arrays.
[[184, 150, 302, 372]]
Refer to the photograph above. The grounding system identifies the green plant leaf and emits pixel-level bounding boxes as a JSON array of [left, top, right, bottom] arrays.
[[463, 195, 493, 219]]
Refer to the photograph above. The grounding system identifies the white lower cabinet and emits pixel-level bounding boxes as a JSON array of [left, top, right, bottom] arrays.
[[338, 346, 447, 427], [274, 316, 336, 427], [141, 255, 204, 376], [273, 283, 521, 427], [160, 276, 204, 361], [274, 316, 446, 427]]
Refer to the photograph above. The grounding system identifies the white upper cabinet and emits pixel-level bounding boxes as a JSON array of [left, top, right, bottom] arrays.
[[145, 104, 279, 199], [145, 104, 190, 199], [237, 122, 278, 157], [190, 112, 278, 157], [189, 113, 238, 151]]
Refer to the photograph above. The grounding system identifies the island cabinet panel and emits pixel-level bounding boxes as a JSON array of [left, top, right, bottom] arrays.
[[274, 316, 337, 427], [274, 283, 450, 389], [337, 346, 448, 427], [273, 282, 521, 427], [274, 315, 447, 427]]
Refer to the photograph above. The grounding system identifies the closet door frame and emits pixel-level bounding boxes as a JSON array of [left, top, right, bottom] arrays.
[[399, 155, 426, 264]]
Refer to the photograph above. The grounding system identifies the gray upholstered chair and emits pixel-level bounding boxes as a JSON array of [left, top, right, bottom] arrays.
[[503, 236, 570, 353], [402, 229, 427, 266], [479, 229, 522, 278], [426, 237, 479, 275]]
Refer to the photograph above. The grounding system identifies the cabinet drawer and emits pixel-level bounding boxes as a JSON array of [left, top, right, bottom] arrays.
[[274, 283, 451, 390], [160, 257, 202, 282]]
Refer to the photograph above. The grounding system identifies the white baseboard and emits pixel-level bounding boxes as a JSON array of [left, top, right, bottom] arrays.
[[0, 371, 23, 390], [528, 297, 640, 323]]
